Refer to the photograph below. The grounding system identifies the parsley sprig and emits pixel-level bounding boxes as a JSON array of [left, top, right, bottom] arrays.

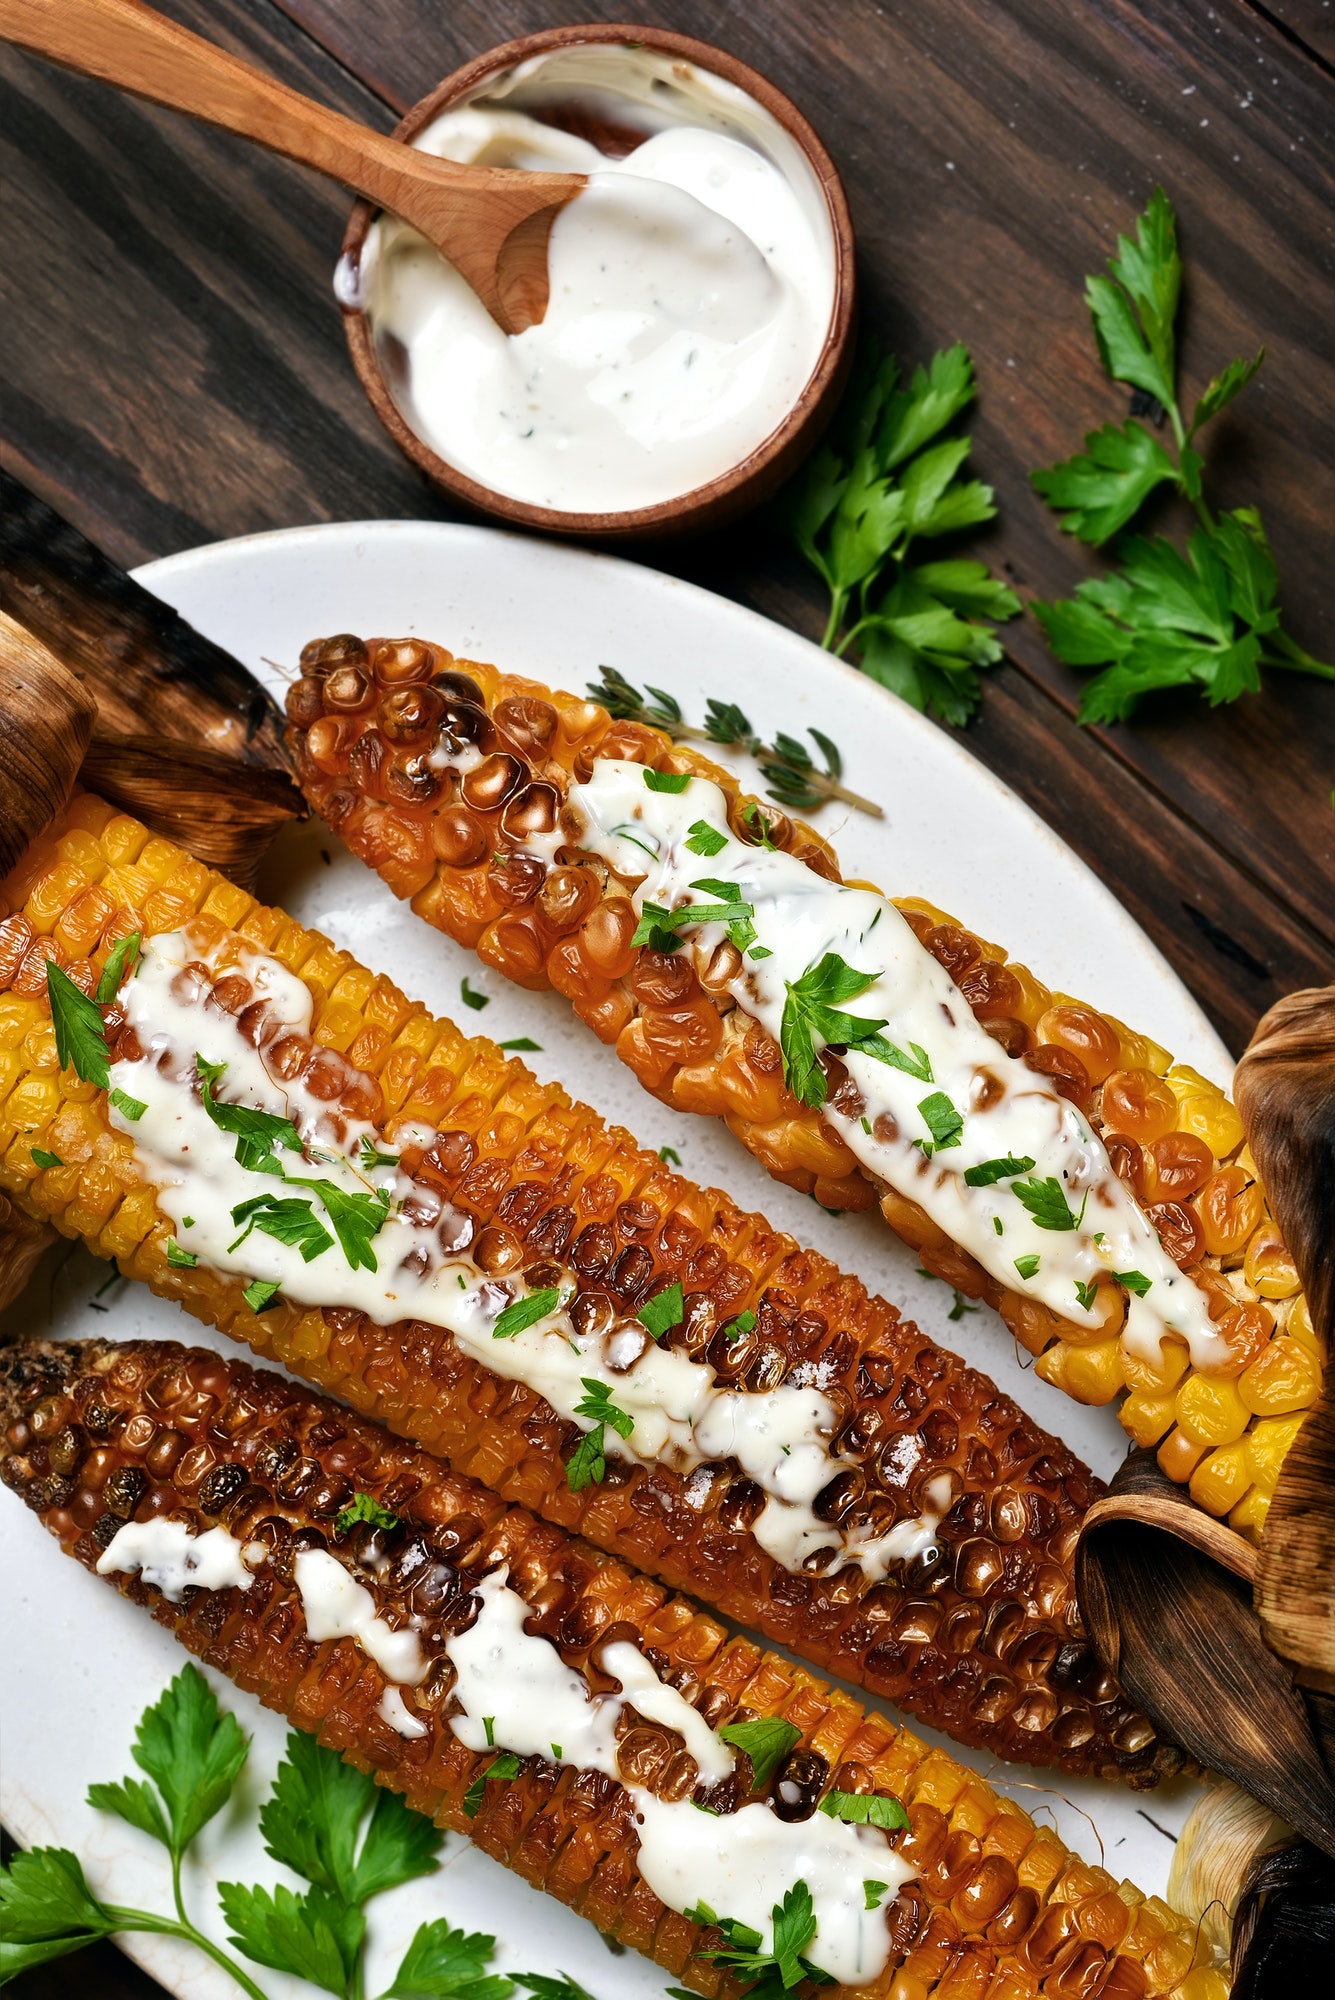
[[565, 1378, 635, 1491], [690, 1881, 832, 1995], [780, 339, 1021, 725], [0, 1665, 518, 1999], [1032, 186, 1332, 721], [586, 666, 881, 818], [779, 952, 933, 1109]]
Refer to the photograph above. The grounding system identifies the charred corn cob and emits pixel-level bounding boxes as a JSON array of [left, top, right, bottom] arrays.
[[283, 634, 1317, 1540], [0, 1337, 1224, 2000], [0, 790, 1177, 1786]]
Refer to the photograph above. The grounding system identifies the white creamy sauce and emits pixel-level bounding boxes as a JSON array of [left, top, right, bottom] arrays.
[[96, 1518, 258, 1603], [358, 45, 835, 512], [377, 1685, 429, 1740], [566, 762, 1225, 1369], [293, 1547, 428, 1685], [442, 1570, 909, 1984], [110, 931, 942, 1579]]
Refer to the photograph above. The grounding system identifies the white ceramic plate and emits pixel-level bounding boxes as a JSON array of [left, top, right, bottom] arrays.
[[2, 521, 1228, 1999]]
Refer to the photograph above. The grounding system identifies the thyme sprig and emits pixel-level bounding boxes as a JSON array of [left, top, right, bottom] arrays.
[[586, 666, 882, 819]]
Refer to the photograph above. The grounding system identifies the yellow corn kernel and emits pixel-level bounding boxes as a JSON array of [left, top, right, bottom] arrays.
[[1230, 1487, 1271, 1538], [1238, 1336, 1321, 1418], [1120, 1334, 1190, 1395], [66, 793, 116, 838], [1189, 1441, 1252, 1517], [27, 862, 91, 937], [1120, 1388, 1179, 1448], [101, 815, 150, 867], [1287, 1292, 1320, 1357], [1174, 1372, 1249, 1447], [1171, 1972, 1231, 2000], [1242, 1220, 1301, 1300], [1165, 1066, 1244, 1158], [1158, 1427, 1207, 1482], [1036, 1336, 1124, 1406], [1245, 1413, 1306, 1492], [55, 828, 109, 881]]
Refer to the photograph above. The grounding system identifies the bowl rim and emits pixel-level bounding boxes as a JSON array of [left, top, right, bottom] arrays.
[[339, 19, 857, 539]]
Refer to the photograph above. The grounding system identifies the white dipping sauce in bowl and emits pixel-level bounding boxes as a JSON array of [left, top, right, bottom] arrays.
[[357, 46, 838, 514]]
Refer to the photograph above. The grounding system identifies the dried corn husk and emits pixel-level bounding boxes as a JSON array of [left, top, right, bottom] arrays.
[[1168, 1778, 1291, 1961], [0, 611, 95, 876], [80, 736, 302, 890]]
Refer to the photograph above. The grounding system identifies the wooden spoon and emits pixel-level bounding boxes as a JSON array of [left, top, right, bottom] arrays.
[[0, 0, 586, 333]]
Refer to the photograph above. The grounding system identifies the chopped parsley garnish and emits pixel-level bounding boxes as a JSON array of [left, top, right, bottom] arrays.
[[1116, 1268, 1153, 1296], [688, 877, 760, 954], [242, 1278, 281, 1313], [685, 818, 728, 856], [229, 1193, 333, 1263], [1014, 1253, 1041, 1280], [550, 1745, 562, 1763], [1074, 1278, 1099, 1312], [196, 1055, 302, 1173], [778, 953, 890, 1108], [165, 1241, 198, 1268], [638, 1281, 684, 1339], [948, 1289, 977, 1321], [819, 1789, 910, 1831], [46, 961, 112, 1091], [462, 1753, 521, 1818], [740, 802, 776, 848], [722, 1308, 757, 1342], [109, 1087, 147, 1123], [658, 1145, 682, 1166], [483, 1717, 496, 1746], [692, 1880, 824, 1992], [916, 1091, 963, 1154], [963, 1154, 1036, 1186], [717, 1718, 801, 1789], [334, 1492, 399, 1536], [460, 975, 489, 1011], [30, 1147, 62, 1170], [1011, 1174, 1085, 1232], [499, 1037, 543, 1052], [643, 768, 691, 794], [281, 1176, 390, 1273], [574, 1378, 634, 1440], [358, 1136, 400, 1170], [632, 895, 757, 953], [565, 1425, 611, 1491], [94, 930, 142, 1003], [864, 1880, 891, 1909], [493, 1286, 562, 1339], [993, 1216, 1004, 1234]]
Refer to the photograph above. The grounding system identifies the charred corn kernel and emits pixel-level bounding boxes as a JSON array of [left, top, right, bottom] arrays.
[[1174, 1374, 1249, 1448], [0, 793, 1173, 1787], [0, 1338, 1211, 2000], [1121, 1388, 1180, 1449], [1238, 1337, 1322, 1417], [1245, 1414, 1306, 1492], [1243, 1220, 1301, 1300], [1157, 1428, 1207, 1482], [1189, 1441, 1252, 1517]]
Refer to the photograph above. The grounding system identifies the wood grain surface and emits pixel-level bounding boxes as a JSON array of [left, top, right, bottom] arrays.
[[1, 7, 1333, 1990]]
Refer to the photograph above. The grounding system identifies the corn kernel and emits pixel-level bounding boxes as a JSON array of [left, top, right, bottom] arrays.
[[1287, 1292, 1320, 1356], [1174, 1373, 1249, 1446], [1242, 1220, 1300, 1299], [1051, 1336, 1124, 1406], [1157, 1427, 1207, 1482], [1120, 1334, 1190, 1395], [1171, 1972, 1231, 2000], [1189, 1441, 1252, 1516], [1238, 1336, 1321, 1418], [1165, 1066, 1244, 1158], [1230, 1487, 1271, 1538], [1120, 1388, 1178, 1448], [1245, 1413, 1306, 1490]]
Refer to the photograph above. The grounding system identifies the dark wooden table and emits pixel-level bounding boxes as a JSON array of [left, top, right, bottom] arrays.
[[2, 2, 1332, 1992]]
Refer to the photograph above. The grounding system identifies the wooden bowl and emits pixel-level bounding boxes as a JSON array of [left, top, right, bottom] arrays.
[[338, 23, 856, 541]]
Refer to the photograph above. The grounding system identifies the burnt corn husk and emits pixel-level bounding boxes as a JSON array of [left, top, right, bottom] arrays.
[[0, 1336, 1224, 2000], [0, 611, 96, 878], [0, 790, 1179, 1785], [282, 634, 1321, 1545]]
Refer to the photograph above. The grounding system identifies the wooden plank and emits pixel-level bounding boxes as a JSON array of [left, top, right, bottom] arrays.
[[1248, 0, 1335, 67], [275, 0, 1335, 952], [0, 0, 444, 569]]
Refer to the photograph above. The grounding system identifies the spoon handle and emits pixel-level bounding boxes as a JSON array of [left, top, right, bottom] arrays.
[[0, 0, 582, 327]]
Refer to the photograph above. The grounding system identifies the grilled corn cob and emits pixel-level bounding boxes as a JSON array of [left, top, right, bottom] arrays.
[[0, 1337, 1224, 2000], [283, 634, 1317, 1539], [0, 790, 1175, 1785]]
